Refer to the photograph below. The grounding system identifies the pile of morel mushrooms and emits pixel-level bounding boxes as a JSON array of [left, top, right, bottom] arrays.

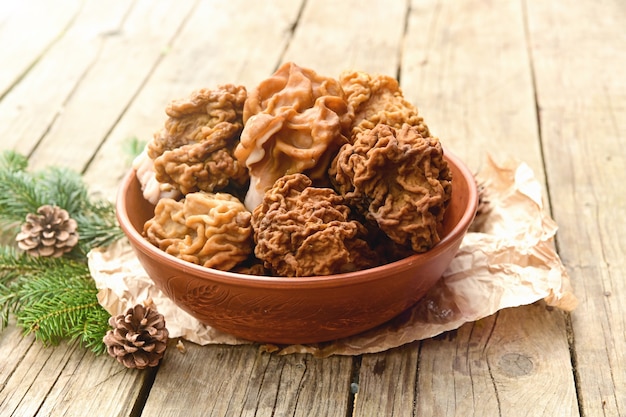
[[134, 62, 452, 277]]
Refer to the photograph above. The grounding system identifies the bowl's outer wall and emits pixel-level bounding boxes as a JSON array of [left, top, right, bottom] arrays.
[[117, 152, 477, 344]]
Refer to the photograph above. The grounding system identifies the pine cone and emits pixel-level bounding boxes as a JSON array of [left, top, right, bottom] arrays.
[[103, 303, 169, 369], [15, 205, 79, 257]]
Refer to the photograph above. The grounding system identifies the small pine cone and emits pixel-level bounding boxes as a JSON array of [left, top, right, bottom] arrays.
[[103, 303, 169, 369], [15, 205, 79, 257]]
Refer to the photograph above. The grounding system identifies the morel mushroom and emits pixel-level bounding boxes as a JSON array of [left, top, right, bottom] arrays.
[[234, 62, 353, 211], [330, 123, 452, 253], [143, 192, 253, 271], [251, 173, 379, 277], [148, 85, 249, 196], [339, 70, 430, 141]]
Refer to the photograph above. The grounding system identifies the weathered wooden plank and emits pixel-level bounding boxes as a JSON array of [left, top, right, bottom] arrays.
[[350, 0, 579, 415], [34, 350, 153, 417], [525, 0, 626, 415], [26, 0, 199, 172], [141, 341, 353, 417], [0, 341, 79, 416], [83, 0, 305, 198], [401, 0, 546, 179], [0, 335, 151, 417], [417, 305, 576, 416], [0, 0, 82, 98], [355, 306, 577, 417], [353, 343, 419, 416], [0, 322, 36, 391], [0, 0, 132, 156], [1, 305, 151, 414], [0, 1, 198, 417], [282, 0, 408, 76]]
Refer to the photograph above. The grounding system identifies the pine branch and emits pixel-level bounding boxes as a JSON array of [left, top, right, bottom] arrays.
[[74, 200, 125, 252], [0, 212, 116, 354], [0, 151, 28, 172], [0, 246, 83, 288], [0, 248, 74, 321], [0, 169, 42, 223], [18, 298, 110, 355], [35, 167, 89, 214], [0, 250, 86, 328], [0, 150, 123, 252], [2, 258, 110, 354], [0, 150, 124, 355]]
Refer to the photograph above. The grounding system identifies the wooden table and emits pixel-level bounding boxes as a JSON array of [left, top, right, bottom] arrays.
[[1, 0, 624, 415]]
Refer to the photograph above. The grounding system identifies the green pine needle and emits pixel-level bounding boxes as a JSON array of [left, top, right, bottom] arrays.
[[16, 274, 110, 354], [0, 150, 128, 355], [0, 150, 123, 253], [0, 249, 111, 354], [123, 136, 147, 163]]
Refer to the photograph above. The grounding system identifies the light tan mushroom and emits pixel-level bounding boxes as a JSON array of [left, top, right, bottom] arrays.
[[234, 62, 353, 211], [143, 192, 253, 271]]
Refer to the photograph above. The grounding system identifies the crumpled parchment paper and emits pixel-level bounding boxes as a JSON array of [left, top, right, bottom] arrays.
[[88, 156, 577, 356]]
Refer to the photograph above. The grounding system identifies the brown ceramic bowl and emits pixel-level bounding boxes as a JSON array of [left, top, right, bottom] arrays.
[[116, 150, 477, 344]]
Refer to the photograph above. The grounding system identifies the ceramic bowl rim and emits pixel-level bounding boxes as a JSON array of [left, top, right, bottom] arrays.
[[116, 149, 478, 290]]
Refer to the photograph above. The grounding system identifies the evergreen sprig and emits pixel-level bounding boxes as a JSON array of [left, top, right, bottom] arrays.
[[0, 150, 124, 253], [0, 249, 111, 354], [0, 150, 125, 354]]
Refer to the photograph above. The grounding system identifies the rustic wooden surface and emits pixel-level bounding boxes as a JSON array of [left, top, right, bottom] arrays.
[[0, 0, 624, 415]]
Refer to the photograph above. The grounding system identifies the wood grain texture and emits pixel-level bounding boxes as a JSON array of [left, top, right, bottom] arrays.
[[83, 0, 305, 198], [0, 323, 36, 395], [33, 349, 153, 417], [26, 0, 198, 172], [525, 0, 626, 415], [0, 341, 80, 416], [0, 336, 152, 417], [401, 0, 545, 178], [0, 0, 82, 98], [0, 0, 132, 156], [354, 343, 419, 417], [282, 0, 408, 76], [417, 305, 577, 416], [141, 341, 353, 417]]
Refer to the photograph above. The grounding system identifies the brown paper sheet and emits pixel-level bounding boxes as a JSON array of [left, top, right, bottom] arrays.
[[88, 156, 577, 356]]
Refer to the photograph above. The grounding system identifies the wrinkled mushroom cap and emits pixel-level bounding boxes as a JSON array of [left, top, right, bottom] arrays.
[[339, 70, 430, 140], [331, 123, 452, 252], [235, 62, 353, 211], [251, 173, 380, 277], [147, 85, 249, 196], [143, 192, 253, 271]]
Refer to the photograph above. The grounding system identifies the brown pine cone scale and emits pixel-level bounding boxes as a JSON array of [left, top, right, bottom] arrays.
[[103, 303, 169, 369], [15, 205, 79, 257]]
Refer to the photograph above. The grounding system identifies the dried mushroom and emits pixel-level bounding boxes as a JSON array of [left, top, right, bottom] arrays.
[[340, 71, 430, 140], [331, 123, 452, 253], [251, 173, 379, 277], [138, 64, 455, 277], [132, 148, 180, 205], [143, 192, 253, 271], [234, 62, 353, 211], [148, 85, 249, 195]]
